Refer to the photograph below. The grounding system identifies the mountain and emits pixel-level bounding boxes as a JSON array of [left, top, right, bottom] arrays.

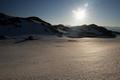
[[106, 27, 120, 32], [0, 13, 120, 39], [66, 24, 119, 38], [0, 13, 62, 38], [53, 24, 70, 34]]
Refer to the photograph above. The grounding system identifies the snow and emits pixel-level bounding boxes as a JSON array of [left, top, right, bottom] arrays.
[[0, 37, 120, 80], [0, 19, 57, 37]]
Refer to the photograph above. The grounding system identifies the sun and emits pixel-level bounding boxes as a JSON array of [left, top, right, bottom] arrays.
[[72, 8, 87, 20], [71, 3, 89, 25], [72, 3, 88, 21]]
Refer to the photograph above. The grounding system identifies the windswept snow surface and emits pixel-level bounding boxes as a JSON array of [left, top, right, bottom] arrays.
[[0, 37, 120, 80]]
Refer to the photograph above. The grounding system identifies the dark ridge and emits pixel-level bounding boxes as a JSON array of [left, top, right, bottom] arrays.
[[0, 12, 120, 38], [27, 16, 51, 26], [53, 24, 70, 31]]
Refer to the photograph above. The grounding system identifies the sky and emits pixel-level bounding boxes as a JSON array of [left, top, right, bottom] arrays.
[[0, 0, 120, 26]]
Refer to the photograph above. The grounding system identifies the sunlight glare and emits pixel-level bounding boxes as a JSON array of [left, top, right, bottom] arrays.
[[72, 8, 87, 20]]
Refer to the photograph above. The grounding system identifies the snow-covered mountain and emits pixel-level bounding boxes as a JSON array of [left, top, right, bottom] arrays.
[[0, 13, 61, 38], [0, 13, 120, 39], [66, 24, 120, 38]]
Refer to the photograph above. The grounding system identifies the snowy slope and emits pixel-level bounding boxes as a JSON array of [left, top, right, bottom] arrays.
[[66, 24, 117, 38], [0, 13, 61, 38]]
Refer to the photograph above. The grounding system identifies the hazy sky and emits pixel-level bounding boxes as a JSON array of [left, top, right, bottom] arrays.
[[0, 0, 120, 26]]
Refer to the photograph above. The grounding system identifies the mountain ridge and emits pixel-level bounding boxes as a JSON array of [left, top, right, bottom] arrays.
[[0, 13, 120, 39]]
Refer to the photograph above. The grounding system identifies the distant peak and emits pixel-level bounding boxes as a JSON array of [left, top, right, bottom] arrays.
[[89, 24, 98, 27]]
